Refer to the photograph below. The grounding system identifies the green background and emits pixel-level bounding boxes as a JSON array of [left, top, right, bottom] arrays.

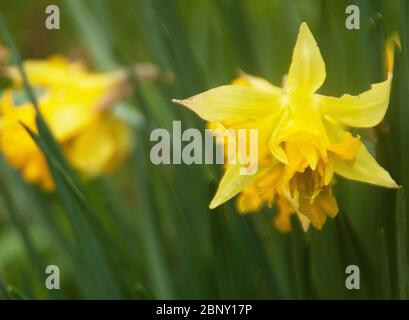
[[0, 0, 408, 299]]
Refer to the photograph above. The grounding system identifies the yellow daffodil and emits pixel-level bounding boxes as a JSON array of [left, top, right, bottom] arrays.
[[174, 23, 398, 232], [0, 56, 133, 190]]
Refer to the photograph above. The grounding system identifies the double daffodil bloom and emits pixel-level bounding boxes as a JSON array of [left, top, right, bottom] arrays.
[[0, 56, 132, 190], [174, 23, 398, 232]]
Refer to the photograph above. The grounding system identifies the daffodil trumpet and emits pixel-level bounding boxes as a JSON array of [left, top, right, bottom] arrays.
[[174, 22, 398, 232]]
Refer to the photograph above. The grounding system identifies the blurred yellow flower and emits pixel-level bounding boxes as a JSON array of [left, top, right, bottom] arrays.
[[0, 56, 133, 190], [174, 23, 398, 232]]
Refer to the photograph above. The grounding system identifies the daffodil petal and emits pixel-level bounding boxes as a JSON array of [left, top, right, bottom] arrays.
[[296, 213, 311, 232], [328, 132, 361, 161], [65, 115, 130, 177], [233, 71, 282, 94], [296, 142, 319, 170], [7, 56, 115, 90], [173, 85, 282, 122], [333, 142, 398, 188], [274, 197, 295, 232], [298, 189, 338, 230], [209, 163, 261, 209], [236, 185, 264, 213], [0, 90, 15, 113], [269, 109, 290, 164], [324, 161, 334, 185], [287, 22, 326, 96], [324, 117, 397, 188], [318, 74, 392, 128], [45, 100, 97, 141]]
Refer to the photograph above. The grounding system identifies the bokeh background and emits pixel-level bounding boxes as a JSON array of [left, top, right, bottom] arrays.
[[0, 0, 408, 299]]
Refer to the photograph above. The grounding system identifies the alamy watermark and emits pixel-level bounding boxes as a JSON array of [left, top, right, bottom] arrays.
[[45, 5, 60, 30], [45, 265, 60, 290], [345, 265, 360, 290], [345, 4, 360, 30], [150, 121, 259, 175]]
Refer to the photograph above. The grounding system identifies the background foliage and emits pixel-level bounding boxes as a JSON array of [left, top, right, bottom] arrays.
[[0, 0, 408, 299]]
